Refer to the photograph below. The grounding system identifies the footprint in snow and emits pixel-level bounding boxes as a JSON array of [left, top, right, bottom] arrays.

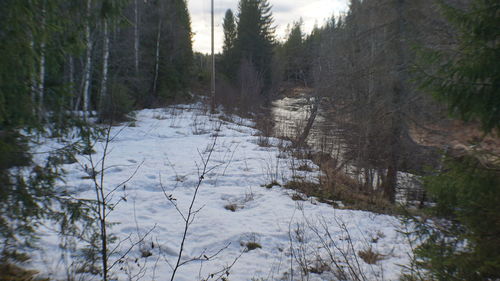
[[110, 167, 123, 173], [127, 159, 138, 163]]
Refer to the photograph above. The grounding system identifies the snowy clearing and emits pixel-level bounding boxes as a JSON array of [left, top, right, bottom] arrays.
[[32, 104, 410, 281]]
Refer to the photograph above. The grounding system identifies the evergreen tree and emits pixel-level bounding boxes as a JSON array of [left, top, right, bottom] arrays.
[[409, 0, 500, 279], [0, 0, 39, 129], [157, 0, 193, 101], [222, 9, 237, 55], [417, 0, 500, 133], [0, 0, 197, 265], [413, 156, 500, 280], [282, 20, 305, 84], [220, 9, 237, 79], [0, 0, 96, 264], [233, 0, 275, 93]]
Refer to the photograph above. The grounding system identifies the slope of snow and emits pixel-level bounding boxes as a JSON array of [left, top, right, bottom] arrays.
[[32, 104, 410, 280]]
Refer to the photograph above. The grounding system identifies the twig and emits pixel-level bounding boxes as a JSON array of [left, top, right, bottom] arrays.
[[169, 127, 220, 281]]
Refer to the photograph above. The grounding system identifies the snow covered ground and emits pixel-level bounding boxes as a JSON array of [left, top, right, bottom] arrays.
[[31, 104, 411, 280]]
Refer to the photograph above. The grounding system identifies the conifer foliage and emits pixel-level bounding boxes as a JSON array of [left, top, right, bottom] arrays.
[[220, 0, 276, 95], [414, 156, 500, 280], [409, 1, 500, 279], [417, 0, 500, 133], [281, 20, 306, 84], [0, 0, 193, 268], [222, 9, 237, 56]]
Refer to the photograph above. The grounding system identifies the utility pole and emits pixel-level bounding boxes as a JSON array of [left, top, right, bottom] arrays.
[[211, 0, 216, 112]]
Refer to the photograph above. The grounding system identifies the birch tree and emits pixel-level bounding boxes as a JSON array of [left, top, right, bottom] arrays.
[[99, 18, 109, 114], [37, 1, 47, 120], [82, 0, 93, 118]]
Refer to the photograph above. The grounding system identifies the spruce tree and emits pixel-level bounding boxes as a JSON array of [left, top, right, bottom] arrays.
[[282, 20, 305, 84], [157, 0, 193, 101], [417, 0, 500, 133], [220, 9, 238, 79], [414, 156, 500, 280], [233, 0, 275, 93], [0, 0, 95, 265], [222, 9, 237, 55], [410, 0, 500, 279]]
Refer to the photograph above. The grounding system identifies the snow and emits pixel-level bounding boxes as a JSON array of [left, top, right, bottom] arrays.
[[31, 103, 411, 280]]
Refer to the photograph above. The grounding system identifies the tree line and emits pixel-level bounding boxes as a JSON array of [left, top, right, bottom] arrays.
[[0, 0, 193, 270], [0, 0, 193, 130], [218, 0, 497, 202], [218, 0, 499, 279]]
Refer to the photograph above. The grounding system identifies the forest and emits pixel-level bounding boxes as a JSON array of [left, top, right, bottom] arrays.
[[0, 0, 499, 280]]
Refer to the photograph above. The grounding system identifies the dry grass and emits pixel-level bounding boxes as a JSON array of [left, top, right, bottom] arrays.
[[256, 135, 272, 147], [224, 203, 239, 212], [283, 177, 396, 214], [291, 193, 305, 201], [410, 119, 500, 165], [358, 247, 384, 265], [308, 259, 331, 274], [0, 263, 49, 281], [297, 163, 313, 172]]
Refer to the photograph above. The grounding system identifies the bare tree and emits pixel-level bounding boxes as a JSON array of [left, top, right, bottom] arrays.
[[79, 123, 144, 280], [99, 18, 110, 114]]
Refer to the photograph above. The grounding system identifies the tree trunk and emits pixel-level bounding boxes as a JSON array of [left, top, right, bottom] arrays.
[[99, 19, 109, 114], [69, 56, 75, 111], [30, 38, 37, 116], [384, 163, 397, 202], [383, 0, 407, 203], [37, 3, 46, 121], [134, 0, 139, 75], [152, 18, 162, 95], [296, 96, 320, 147], [82, 0, 93, 118]]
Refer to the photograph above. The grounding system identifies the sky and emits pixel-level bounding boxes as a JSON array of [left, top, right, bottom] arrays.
[[187, 0, 349, 54]]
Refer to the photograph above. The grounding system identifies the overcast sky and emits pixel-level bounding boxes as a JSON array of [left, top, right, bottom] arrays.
[[188, 0, 348, 54]]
